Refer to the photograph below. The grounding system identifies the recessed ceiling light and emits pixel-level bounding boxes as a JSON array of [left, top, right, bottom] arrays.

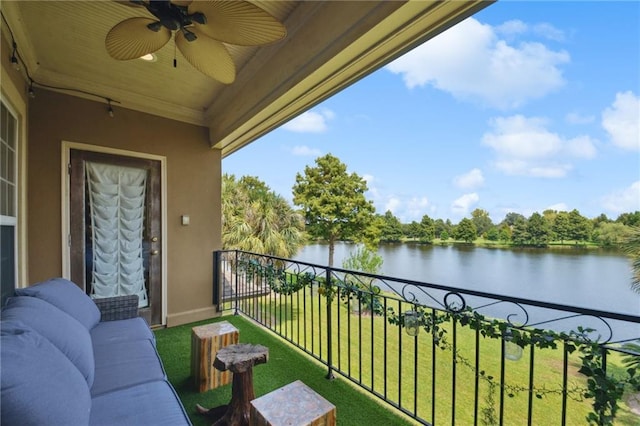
[[139, 53, 157, 62]]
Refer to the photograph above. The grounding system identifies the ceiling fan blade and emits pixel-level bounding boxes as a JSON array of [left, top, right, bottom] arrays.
[[106, 17, 171, 60], [112, 0, 147, 9], [175, 29, 236, 83], [188, 0, 286, 46], [170, 0, 192, 6]]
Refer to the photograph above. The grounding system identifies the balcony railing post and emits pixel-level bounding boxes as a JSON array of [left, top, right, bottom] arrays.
[[325, 267, 335, 380], [234, 250, 239, 316], [212, 250, 220, 308]]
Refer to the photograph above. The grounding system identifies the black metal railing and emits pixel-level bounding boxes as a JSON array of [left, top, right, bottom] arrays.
[[213, 250, 640, 425]]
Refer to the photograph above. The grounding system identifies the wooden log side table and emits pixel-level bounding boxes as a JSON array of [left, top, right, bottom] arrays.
[[191, 321, 239, 392], [196, 343, 269, 426], [249, 380, 336, 426]]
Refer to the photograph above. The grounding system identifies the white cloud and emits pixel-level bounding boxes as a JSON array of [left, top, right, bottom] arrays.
[[451, 193, 479, 216], [482, 115, 597, 177], [453, 168, 485, 190], [565, 112, 595, 125], [495, 20, 566, 42], [406, 197, 430, 220], [282, 109, 335, 133], [566, 136, 597, 159], [291, 145, 322, 157], [532, 23, 566, 42], [602, 91, 640, 151], [602, 181, 640, 213], [495, 20, 527, 36], [362, 174, 379, 198], [385, 197, 401, 213], [386, 17, 570, 109]]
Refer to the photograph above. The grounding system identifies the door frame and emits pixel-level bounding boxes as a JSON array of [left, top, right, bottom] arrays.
[[61, 141, 168, 325], [1, 67, 28, 289]]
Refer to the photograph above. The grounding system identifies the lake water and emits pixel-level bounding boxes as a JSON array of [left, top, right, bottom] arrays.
[[294, 242, 640, 340]]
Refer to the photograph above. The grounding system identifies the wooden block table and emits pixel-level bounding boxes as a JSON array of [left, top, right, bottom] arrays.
[[250, 380, 336, 426], [191, 321, 239, 392]]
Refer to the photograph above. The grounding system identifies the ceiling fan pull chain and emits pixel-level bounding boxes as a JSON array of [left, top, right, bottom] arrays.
[[173, 39, 177, 68]]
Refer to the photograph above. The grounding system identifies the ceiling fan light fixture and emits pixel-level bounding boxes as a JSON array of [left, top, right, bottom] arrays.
[[147, 21, 162, 32], [190, 12, 206, 25], [182, 28, 197, 42], [139, 53, 157, 62]]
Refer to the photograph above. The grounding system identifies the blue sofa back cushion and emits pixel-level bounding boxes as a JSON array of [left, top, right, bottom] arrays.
[[1, 320, 92, 426], [15, 277, 101, 329], [2, 296, 96, 387]]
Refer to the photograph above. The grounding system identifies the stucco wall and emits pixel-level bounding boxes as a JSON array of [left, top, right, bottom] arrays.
[[27, 89, 222, 326]]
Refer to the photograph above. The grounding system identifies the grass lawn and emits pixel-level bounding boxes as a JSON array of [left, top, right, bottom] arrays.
[[154, 315, 416, 426]]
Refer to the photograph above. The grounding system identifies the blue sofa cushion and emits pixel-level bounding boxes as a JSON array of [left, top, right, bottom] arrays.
[[1, 296, 95, 386], [91, 316, 155, 346], [1, 320, 92, 426], [15, 277, 101, 329], [90, 380, 191, 426], [91, 339, 167, 396]]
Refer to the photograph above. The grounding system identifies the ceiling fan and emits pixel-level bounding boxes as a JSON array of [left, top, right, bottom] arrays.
[[105, 0, 287, 83]]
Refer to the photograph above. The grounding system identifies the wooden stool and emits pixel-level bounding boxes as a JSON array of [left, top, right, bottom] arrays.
[[190, 321, 239, 392], [250, 380, 336, 426], [196, 343, 269, 426]]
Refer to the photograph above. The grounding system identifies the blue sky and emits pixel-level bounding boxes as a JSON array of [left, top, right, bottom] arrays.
[[223, 1, 640, 224]]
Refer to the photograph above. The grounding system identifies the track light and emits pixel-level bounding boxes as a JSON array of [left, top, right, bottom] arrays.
[[28, 80, 35, 98], [107, 99, 114, 118], [10, 42, 19, 70]]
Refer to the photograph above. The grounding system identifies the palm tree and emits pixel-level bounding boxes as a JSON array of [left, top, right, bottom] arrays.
[[222, 174, 305, 258], [623, 226, 640, 293]]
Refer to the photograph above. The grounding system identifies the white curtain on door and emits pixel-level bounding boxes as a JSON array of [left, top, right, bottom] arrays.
[[86, 162, 149, 308]]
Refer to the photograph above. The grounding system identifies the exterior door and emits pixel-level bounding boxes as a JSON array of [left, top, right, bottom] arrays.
[[69, 149, 162, 325]]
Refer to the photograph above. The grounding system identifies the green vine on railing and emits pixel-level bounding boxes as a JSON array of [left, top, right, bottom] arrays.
[[387, 306, 640, 426], [330, 280, 639, 425], [235, 261, 640, 425], [238, 259, 314, 295]]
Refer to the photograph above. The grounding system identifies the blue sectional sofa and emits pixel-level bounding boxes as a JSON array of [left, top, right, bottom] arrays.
[[1, 277, 192, 426]]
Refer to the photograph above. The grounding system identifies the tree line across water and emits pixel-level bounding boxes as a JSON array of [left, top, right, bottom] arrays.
[[377, 206, 639, 248], [224, 153, 638, 259]]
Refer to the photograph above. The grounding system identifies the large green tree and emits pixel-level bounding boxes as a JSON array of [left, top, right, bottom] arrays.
[[292, 154, 375, 266], [379, 210, 404, 242], [222, 174, 305, 258], [511, 216, 530, 246], [527, 212, 550, 246], [471, 208, 493, 238], [567, 209, 592, 243], [419, 214, 436, 243], [617, 211, 640, 227], [552, 211, 571, 243], [454, 218, 477, 243], [594, 222, 632, 246]]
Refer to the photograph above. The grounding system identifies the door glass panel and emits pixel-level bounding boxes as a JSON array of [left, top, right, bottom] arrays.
[[85, 162, 149, 308]]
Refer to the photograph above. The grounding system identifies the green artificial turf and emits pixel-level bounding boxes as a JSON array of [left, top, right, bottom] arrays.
[[154, 315, 416, 426]]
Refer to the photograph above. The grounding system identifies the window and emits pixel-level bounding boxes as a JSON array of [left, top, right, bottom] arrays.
[[1, 100, 18, 305]]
